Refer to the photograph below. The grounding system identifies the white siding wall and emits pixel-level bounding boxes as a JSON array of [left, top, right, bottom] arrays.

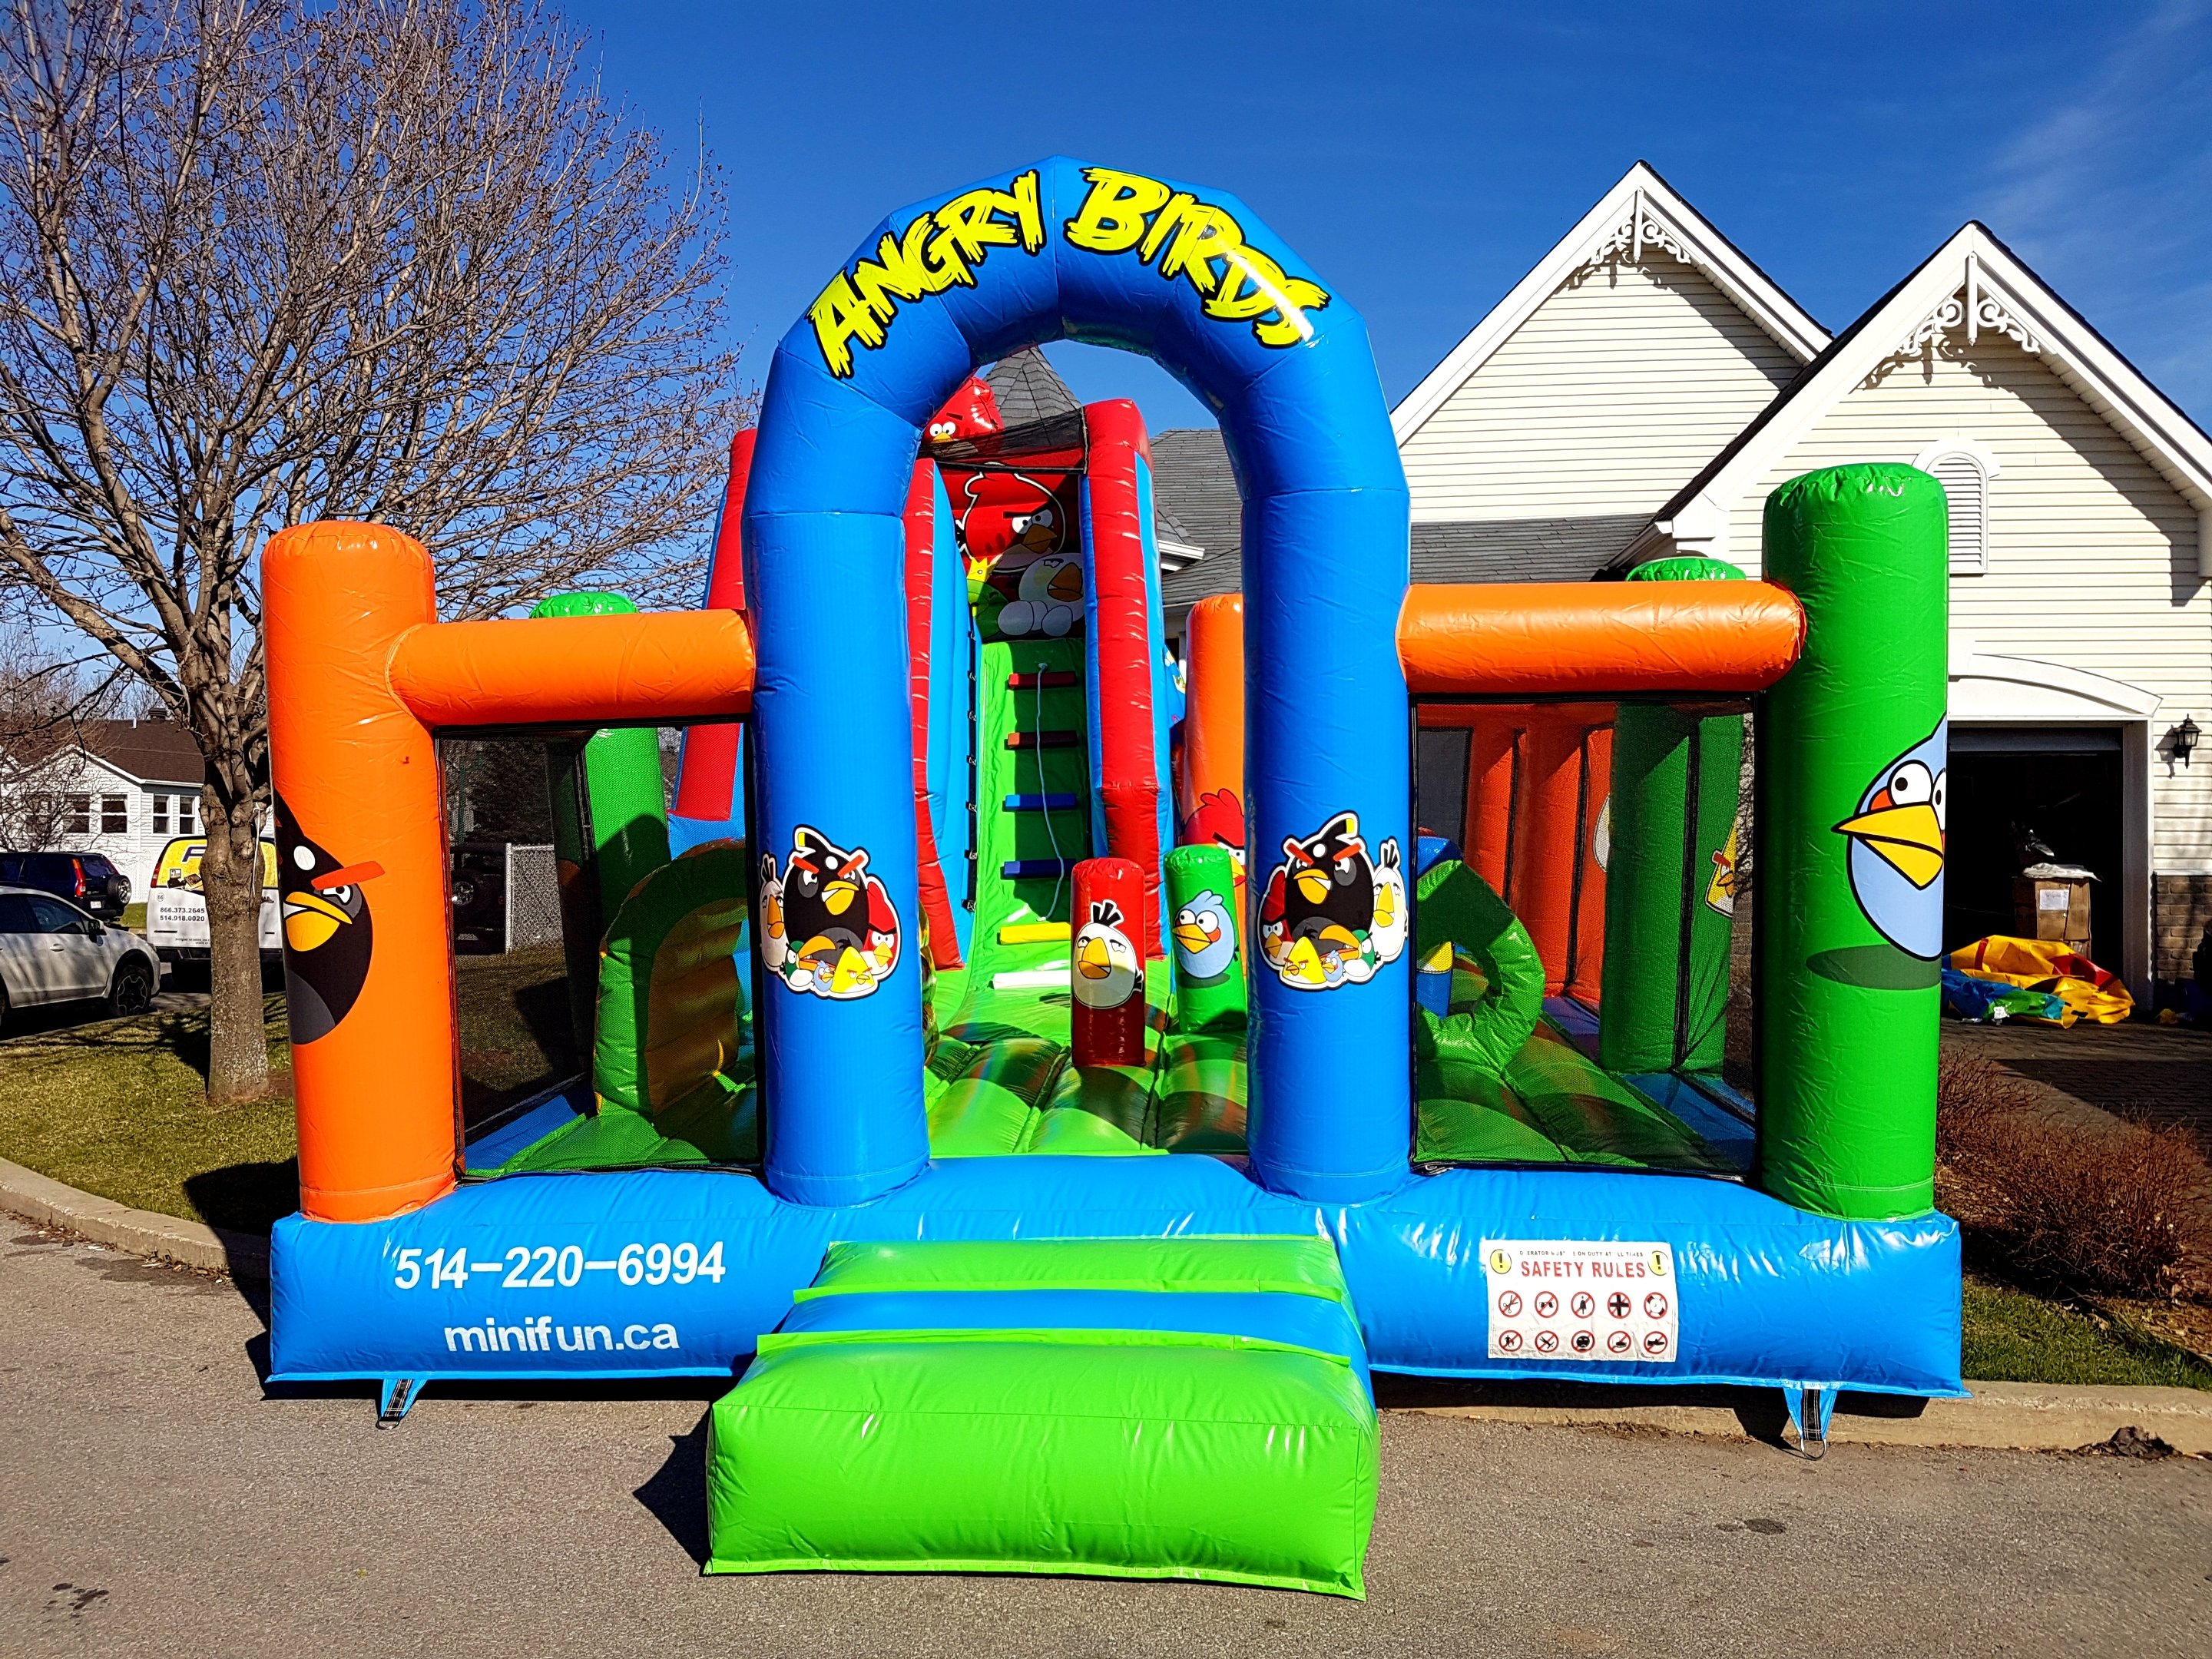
[[1399, 254, 1801, 522], [1726, 337, 2212, 871], [35, 757, 203, 898]]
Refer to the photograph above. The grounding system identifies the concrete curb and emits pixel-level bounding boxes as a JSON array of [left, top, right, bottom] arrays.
[[1397, 1379, 2212, 1455], [0, 1156, 267, 1280]]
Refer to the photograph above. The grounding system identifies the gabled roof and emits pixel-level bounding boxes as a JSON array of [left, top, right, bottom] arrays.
[[3, 717, 204, 787], [1390, 161, 1830, 446], [1620, 222, 2212, 568], [985, 347, 1079, 425], [82, 719, 205, 786], [1412, 516, 1652, 584], [1154, 428, 1242, 613]]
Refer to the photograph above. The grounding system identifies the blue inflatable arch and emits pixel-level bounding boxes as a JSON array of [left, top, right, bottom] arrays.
[[744, 157, 1410, 1206]]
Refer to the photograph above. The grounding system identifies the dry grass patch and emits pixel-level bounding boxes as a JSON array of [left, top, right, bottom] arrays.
[[0, 948, 577, 1233], [1937, 1055, 2211, 1303]]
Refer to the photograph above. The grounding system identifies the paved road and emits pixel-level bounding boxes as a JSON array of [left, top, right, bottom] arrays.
[[2, 1230, 2208, 1659]]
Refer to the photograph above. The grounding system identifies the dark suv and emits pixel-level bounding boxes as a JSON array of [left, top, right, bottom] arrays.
[[0, 852, 131, 921]]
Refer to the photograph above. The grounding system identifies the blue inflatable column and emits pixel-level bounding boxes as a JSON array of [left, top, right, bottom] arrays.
[[745, 366, 933, 1207], [1236, 364, 1412, 1204]]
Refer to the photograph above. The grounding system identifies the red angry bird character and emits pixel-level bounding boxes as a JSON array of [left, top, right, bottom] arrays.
[[925, 376, 1002, 447], [960, 468, 1071, 569], [1184, 788, 1246, 856]]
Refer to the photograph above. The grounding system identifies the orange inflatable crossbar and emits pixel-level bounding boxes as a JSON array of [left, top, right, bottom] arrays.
[[266, 522, 760, 1224], [1398, 582, 1804, 696], [389, 609, 754, 731]]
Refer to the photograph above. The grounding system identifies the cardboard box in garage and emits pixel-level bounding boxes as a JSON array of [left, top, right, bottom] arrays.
[[2013, 875, 2092, 953]]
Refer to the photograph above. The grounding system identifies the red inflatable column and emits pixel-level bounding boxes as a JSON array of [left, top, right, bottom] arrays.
[[903, 459, 963, 967], [672, 428, 754, 823], [1566, 719, 1613, 1005], [1070, 857, 1147, 1068], [1083, 401, 1166, 954], [1465, 713, 1521, 896], [1509, 710, 1585, 996]]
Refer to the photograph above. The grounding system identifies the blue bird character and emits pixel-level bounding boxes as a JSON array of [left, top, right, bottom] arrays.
[[1171, 889, 1239, 986], [1833, 722, 1947, 959]]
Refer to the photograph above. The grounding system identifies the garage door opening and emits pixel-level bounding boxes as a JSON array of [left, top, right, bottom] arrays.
[[1945, 727, 2121, 968]]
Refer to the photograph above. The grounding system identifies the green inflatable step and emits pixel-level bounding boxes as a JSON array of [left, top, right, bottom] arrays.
[[704, 1236, 1378, 1597]]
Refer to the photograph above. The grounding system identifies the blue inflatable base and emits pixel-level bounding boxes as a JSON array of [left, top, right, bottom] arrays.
[[269, 1156, 1962, 1397]]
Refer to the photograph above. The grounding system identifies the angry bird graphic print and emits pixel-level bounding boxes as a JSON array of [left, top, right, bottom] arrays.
[[1834, 722, 1947, 959], [1170, 889, 1239, 986], [760, 825, 900, 999], [925, 375, 1002, 447], [1183, 788, 1246, 859], [1257, 810, 1408, 991], [273, 793, 382, 1043], [1071, 898, 1142, 1010]]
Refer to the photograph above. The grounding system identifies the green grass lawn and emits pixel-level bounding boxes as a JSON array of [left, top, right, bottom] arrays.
[[1963, 1277, 2212, 1391], [0, 945, 577, 1233]]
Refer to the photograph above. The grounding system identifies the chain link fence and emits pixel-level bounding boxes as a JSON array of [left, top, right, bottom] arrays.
[[504, 843, 561, 949]]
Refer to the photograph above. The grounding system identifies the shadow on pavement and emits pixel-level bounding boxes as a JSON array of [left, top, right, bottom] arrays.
[[634, 1417, 714, 1565], [1373, 1372, 1932, 1448]]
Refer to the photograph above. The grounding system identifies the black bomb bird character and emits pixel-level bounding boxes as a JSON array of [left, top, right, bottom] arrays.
[[273, 793, 382, 1043], [1257, 810, 1407, 990], [762, 825, 899, 1000]]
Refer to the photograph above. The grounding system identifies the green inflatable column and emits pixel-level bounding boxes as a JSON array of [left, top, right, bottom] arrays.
[[1164, 844, 1246, 1033], [1757, 465, 1948, 1221], [1598, 555, 1747, 1077], [1598, 708, 1742, 1075], [534, 592, 674, 1042]]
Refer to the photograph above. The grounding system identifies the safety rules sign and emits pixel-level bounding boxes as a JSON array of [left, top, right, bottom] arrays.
[[1482, 1239, 1680, 1363]]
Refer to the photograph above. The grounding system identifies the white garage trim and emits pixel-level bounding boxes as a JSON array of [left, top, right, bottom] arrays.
[[1949, 652, 2157, 993]]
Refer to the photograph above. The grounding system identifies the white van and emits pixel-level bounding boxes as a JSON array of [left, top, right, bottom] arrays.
[[143, 836, 281, 965]]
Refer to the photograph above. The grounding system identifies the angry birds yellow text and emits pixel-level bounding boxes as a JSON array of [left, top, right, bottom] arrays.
[[809, 171, 1046, 376], [1062, 167, 1330, 348]]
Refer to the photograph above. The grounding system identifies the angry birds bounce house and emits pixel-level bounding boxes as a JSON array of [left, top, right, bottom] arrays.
[[263, 160, 1962, 1598]]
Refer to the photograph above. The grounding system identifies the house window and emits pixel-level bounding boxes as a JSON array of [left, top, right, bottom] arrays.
[[100, 794, 128, 834], [1915, 439, 2001, 576], [65, 795, 91, 835], [178, 794, 197, 833], [153, 796, 169, 833]]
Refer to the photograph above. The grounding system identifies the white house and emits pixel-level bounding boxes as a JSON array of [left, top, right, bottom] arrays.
[[6, 718, 210, 899], [1386, 163, 2212, 999]]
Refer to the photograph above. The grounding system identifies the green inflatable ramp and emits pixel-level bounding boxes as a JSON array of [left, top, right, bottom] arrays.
[[704, 1237, 1378, 1597]]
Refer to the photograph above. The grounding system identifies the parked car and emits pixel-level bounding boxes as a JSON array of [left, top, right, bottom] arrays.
[[0, 850, 131, 921], [142, 836, 281, 965], [0, 884, 160, 1031]]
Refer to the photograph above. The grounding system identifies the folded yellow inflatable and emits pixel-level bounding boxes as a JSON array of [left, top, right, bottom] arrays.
[[1948, 936, 2133, 1025]]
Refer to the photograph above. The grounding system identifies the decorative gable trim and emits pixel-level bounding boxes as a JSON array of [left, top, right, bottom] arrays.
[[1390, 161, 1830, 446], [1629, 224, 2212, 577]]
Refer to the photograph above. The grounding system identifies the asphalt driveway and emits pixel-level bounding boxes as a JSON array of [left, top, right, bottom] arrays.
[[2, 1228, 2208, 1657]]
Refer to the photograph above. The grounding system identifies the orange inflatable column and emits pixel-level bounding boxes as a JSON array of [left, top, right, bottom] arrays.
[[1177, 594, 1247, 858], [1565, 720, 1613, 1005], [264, 523, 458, 1224], [1465, 714, 1520, 898], [1508, 711, 1587, 997]]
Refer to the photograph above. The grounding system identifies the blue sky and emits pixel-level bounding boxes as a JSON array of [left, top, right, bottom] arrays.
[[564, 1, 2212, 434]]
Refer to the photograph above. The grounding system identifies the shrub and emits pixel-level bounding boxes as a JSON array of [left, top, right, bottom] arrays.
[[1936, 1057, 2210, 1301]]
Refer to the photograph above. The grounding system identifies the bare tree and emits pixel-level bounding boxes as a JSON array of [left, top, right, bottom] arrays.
[[0, 0, 737, 1100], [0, 624, 124, 846]]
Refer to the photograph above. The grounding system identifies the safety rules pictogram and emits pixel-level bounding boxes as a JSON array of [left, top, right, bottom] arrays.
[[1482, 1239, 1681, 1365]]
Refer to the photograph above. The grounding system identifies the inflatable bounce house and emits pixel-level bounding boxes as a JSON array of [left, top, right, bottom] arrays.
[[263, 160, 1961, 1598]]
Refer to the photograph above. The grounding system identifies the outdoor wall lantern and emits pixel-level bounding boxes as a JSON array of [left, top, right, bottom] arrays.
[[2172, 714, 2200, 766]]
